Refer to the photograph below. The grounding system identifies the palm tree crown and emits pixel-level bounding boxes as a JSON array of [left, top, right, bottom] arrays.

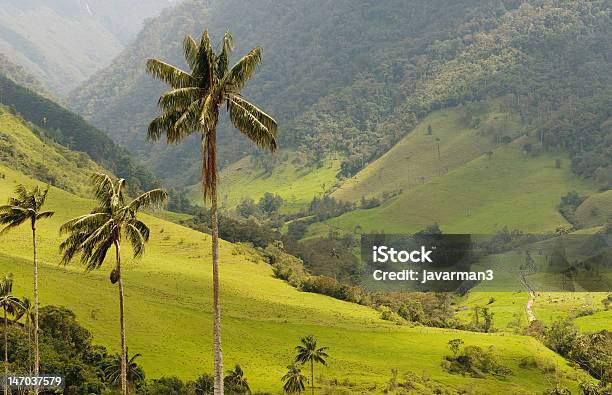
[[146, 30, 278, 199], [224, 364, 250, 394], [295, 335, 329, 367], [0, 185, 54, 233], [295, 335, 328, 395], [59, 173, 167, 271], [282, 363, 307, 394]]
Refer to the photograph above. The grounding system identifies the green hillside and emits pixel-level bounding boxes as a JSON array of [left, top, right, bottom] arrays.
[[0, 73, 158, 191], [575, 190, 612, 229], [187, 152, 342, 213], [333, 103, 505, 202], [0, 105, 105, 195], [69, 0, 611, 191], [0, 165, 596, 393], [310, 107, 597, 237]]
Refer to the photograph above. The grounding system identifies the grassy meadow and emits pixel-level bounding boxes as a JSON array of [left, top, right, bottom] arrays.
[[0, 163, 598, 393], [311, 136, 595, 238], [187, 152, 342, 214]]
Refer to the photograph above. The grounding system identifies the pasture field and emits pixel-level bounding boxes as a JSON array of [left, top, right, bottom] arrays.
[[0, 164, 595, 393]]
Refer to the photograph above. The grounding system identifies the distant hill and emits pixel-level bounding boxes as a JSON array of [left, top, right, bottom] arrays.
[[311, 105, 600, 237], [0, 73, 158, 191], [69, 0, 610, 192], [0, 0, 176, 96]]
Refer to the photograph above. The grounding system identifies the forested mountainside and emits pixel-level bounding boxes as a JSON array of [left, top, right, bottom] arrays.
[[0, 72, 158, 191], [0, 0, 175, 95], [69, 0, 610, 189]]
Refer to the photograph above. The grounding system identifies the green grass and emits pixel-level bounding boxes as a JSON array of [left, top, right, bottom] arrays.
[[187, 151, 342, 214], [575, 190, 612, 228], [333, 105, 500, 202], [0, 164, 595, 393], [0, 106, 105, 196], [313, 137, 595, 237]]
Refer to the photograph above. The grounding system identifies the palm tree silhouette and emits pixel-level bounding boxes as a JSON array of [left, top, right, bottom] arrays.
[[60, 173, 166, 395], [295, 336, 329, 395], [0, 273, 24, 395], [224, 364, 250, 394], [146, 30, 277, 394], [282, 363, 307, 393], [0, 184, 54, 383]]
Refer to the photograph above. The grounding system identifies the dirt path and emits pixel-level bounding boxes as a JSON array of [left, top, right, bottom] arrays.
[[520, 273, 537, 323]]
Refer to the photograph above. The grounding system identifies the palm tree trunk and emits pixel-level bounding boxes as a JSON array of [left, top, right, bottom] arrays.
[[208, 128, 223, 395], [4, 306, 8, 395], [115, 241, 128, 395], [311, 359, 314, 395], [32, 223, 39, 395]]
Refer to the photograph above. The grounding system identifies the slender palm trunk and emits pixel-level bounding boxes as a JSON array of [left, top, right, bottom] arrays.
[[207, 128, 223, 395], [311, 359, 314, 395], [115, 241, 128, 395], [32, 223, 39, 395], [4, 306, 7, 395]]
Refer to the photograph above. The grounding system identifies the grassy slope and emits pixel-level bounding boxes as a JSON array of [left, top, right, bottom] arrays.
[[0, 106, 105, 196], [333, 106, 499, 202], [312, 116, 595, 237], [188, 152, 342, 214], [575, 190, 612, 228], [0, 165, 594, 393]]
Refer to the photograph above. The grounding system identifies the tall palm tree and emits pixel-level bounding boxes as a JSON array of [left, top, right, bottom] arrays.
[[223, 364, 250, 395], [295, 336, 329, 395], [0, 273, 24, 395], [146, 30, 278, 394], [282, 363, 307, 394], [59, 174, 166, 395], [0, 185, 54, 386]]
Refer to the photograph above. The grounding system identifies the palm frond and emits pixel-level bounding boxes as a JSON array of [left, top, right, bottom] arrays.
[[196, 30, 216, 86], [125, 223, 146, 258], [228, 97, 277, 151], [183, 35, 200, 71], [146, 59, 195, 89], [36, 211, 54, 221], [147, 110, 190, 143], [216, 31, 234, 78], [128, 189, 168, 212], [220, 47, 262, 95], [158, 87, 201, 112], [91, 173, 115, 206]]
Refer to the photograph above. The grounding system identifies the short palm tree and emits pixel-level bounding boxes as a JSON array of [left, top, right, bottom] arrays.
[[103, 349, 145, 392], [0, 273, 24, 395], [59, 173, 166, 395], [295, 336, 329, 395], [0, 185, 54, 381], [282, 363, 307, 394], [14, 297, 33, 374], [224, 364, 250, 394], [146, 29, 278, 394]]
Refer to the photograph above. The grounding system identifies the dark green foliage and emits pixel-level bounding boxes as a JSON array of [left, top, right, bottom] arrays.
[[145, 376, 190, 394], [224, 364, 251, 395], [180, 208, 280, 248], [0, 74, 158, 192], [70, 0, 612, 187], [558, 191, 587, 226], [257, 192, 283, 216], [1, 305, 144, 393], [442, 344, 511, 378]]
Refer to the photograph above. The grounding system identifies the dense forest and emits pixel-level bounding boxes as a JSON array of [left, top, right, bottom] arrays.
[[69, 0, 611, 188]]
